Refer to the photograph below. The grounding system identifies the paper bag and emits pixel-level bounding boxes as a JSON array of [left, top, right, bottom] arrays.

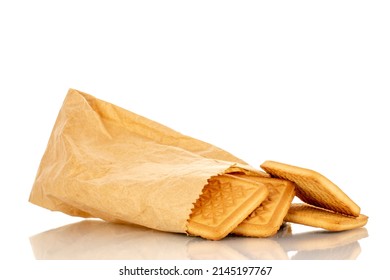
[[29, 89, 263, 233]]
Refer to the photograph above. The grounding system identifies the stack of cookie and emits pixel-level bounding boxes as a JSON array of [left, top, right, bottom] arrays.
[[187, 161, 368, 240]]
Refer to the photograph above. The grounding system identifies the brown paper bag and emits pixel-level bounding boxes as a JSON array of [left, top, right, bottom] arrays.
[[29, 89, 263, 233]]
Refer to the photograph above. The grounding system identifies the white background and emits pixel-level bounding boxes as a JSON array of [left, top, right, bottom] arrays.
[[1, 0, 389, 279]]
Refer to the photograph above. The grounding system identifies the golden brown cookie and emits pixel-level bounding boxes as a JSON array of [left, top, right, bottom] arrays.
[[186, 174, 269, 240], [260, 161, 360, 217], [284, 203, 368, 231], [232, 177, 295, 237]]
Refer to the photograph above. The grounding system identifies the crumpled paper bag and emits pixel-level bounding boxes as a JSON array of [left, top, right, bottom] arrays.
[[29, 89, 264, 233]]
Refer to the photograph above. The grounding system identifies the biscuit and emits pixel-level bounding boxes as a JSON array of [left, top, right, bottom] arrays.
[[284, 203, 368, 231], [186, 174, 269, 240], [232, 177, 295, 237], [260, 160, 360, 217]]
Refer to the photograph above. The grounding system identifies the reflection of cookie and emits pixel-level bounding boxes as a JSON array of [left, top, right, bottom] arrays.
[[260, 161, 360, 217], [292, 242, 362, 260], [285, 203, 368, 231], [186, 174, 269, 240], [277, 227, 368, 252], [187, 240, 247, 260], [233, 177, 295, 237], [227, 237, 289, 260]]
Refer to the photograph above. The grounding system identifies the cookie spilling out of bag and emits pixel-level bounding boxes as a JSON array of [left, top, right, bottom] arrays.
[[259, 161, 368, 232], [29, 89, 368, 241]]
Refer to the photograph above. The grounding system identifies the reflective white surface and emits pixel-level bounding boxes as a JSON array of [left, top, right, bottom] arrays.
[[30, 220, 368, 260], [2, 1, 389, 279]]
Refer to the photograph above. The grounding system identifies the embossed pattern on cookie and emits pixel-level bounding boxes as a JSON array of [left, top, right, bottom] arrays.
[[187, 174, 269, 240], [233, 177, 295, 237]]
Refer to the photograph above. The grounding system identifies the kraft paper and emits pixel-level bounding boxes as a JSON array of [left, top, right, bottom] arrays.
[[29, 89, 265, 233]]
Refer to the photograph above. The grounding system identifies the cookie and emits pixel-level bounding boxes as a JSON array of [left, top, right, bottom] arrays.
[[232, 176, 295, 237], [260, 160, 360, 217], [284, 203, 368, 231], [186, 174, 269, 240]]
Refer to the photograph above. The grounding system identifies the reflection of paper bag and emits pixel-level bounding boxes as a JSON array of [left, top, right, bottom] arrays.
[[30, 220, 194, 260], [29, 89, 263, 233]]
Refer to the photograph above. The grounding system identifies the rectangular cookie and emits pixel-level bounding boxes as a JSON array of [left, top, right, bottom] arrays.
[[232, 176, 295, 237], [284, 203, 368, 231], [260, 160, 361, 217], [186, 174, 269, 240]]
